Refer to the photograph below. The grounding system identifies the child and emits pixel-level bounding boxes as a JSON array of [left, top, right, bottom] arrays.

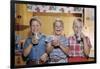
[[46, 18, 69, 63], [68, 18, 92, 62], [23, 17, 48, 65]]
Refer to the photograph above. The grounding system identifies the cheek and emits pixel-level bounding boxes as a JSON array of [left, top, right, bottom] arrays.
[[60, 27, 63, 30], [37, 26, 40, 30], [75, 28, 78, 31], [31, 26, 34, 30], [74, 27, 78, 32]]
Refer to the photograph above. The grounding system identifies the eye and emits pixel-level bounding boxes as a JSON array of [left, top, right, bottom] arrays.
[[32, 25, 34, 27]]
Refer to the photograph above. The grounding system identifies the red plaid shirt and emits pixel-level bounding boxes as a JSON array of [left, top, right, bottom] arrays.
[[68, 35, 91, 57]]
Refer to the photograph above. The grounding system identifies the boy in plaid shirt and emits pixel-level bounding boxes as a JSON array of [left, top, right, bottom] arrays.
[[68, 18, 92, 62]]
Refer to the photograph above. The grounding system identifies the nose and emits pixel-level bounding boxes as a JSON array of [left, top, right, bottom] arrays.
[[56, 26, 61, 29]]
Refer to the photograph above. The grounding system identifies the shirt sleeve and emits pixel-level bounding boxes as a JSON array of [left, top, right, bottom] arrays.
[[86, 37, 92, 48], [45, 36, 53, 43], [23, 38, 32, 49], [60, 36, 69, 47]]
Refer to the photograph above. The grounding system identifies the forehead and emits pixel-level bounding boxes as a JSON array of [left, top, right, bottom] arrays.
[[31, 20, 40, 25], [54, 21, 63, 26], [73, 20, 83, 27]]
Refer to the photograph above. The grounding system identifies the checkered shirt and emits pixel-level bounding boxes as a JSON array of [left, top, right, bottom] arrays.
[[68, 35, 91, 57]]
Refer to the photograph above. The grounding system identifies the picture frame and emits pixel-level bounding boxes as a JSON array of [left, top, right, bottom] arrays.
[[11, 0, 96, 68]]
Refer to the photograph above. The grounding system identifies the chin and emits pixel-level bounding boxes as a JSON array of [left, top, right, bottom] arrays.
[[55, 32, 61, 35]]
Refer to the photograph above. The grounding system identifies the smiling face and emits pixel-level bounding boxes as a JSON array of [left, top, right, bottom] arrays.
[[53, 20, 64, 35], [73, 18, 83, 36], [30, 19, 41, 34]]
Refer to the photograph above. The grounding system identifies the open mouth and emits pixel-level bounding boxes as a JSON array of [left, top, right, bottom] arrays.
[[56, 30, 61, 32]]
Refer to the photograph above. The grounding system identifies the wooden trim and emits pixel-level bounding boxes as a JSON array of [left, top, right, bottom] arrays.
[[33, 12, 82, 17]]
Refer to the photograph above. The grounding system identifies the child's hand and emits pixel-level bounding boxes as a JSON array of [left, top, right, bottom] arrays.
[[80, 33, 85, 39], [40, 53, 48, 63], [51, 36, 60, 47]]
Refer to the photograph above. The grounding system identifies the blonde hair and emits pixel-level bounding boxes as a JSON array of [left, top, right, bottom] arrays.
[[53, 18, 64, 28]]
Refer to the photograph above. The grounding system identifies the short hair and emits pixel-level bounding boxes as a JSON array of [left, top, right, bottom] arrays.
[[29, 17, 41, 26], [53, 19, 64, 28], [73, 18, 84, 26]]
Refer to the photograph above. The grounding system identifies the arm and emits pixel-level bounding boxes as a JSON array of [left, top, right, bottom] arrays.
[[59, 43, 69, 55], [83, 37, 91, 57], [23, 38, 33, 57], [40, 53, 48, 63], [23, 44, 32, 57], [40, 43, 53, 62], [81, 33, 91, 57], [46, 42, 54, 54]]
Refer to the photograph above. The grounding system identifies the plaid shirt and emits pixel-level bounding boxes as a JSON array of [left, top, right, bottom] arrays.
[[68, 35, 91, 57]]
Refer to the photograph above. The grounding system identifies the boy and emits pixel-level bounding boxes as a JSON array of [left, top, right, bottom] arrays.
[[23, 17, 48, 65], [46, 18, 69, 63], [68, 18, 92, 62]]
